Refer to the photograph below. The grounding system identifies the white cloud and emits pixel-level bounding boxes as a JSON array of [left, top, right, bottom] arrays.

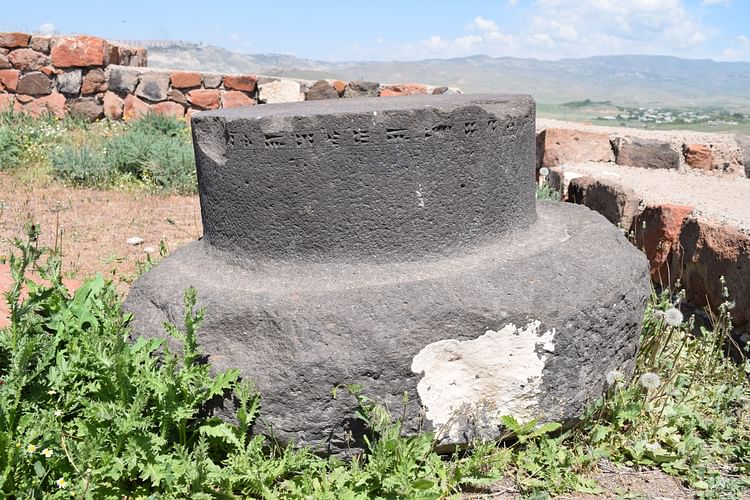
[[455, 34, 483, 51], [38, 22, 56, 35], [397, 1, 717, 60], [466, 16, 499, 32], [701, 0, 730, 5], [721, 34, 750, 60], [518, 0, 712, 58]]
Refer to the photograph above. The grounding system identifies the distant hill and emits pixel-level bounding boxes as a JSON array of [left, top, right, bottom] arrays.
[[145, 42, 750, 112]]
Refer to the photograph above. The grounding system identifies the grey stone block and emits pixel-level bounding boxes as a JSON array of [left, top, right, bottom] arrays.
[[56, 70, 82, 94], [567, 176, 641, 229], [305, 80, 339, 100], [343, 81, 379, 98], [135, 72, 170, 102], [202, 73, 223, 89], [68, 97, 103, 122], [17, 72, 51, 96], [614, 136, 680, 170], [108, 66, 140, 94]]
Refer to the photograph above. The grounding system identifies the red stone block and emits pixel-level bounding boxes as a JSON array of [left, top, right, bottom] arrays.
[[223, 74, 257, 92], [81, 68, 107, 94], [0, 69, 20, 91], [8, 48, 49, 71], [632, 204, 693, 285], [22, 92, 67, 119], [0, 93, 17, 112], [152, 100, 185, 118], [51, 35, 109, 67], [0, 32, 30, 49], [537, 128, 615, 168], [683, 144, 714, 171], [333, 80, 346, 96], [673, 218, 750, 327], [103, 91, 124, 121], [379, 83, 427, 97], [221, 90, 255, 109], [170, 71, 202, 89], [123, 94, 150, 121], [187, 89, 220, 110]]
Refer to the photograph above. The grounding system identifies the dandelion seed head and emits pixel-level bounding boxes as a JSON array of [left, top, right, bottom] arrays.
[[639, 372, 661, 390], [664, 308, 683, 327], [605, 370, 625, 386]]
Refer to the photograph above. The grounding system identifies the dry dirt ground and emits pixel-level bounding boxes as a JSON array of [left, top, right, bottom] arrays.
[[0, 173, 202, 292]]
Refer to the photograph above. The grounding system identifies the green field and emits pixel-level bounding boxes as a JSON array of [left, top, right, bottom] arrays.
[[538, 101, 750, 135]]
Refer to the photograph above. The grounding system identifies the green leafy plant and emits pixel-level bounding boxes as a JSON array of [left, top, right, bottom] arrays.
[[0, 223, 748, 498], [0, 126, 22, 171]]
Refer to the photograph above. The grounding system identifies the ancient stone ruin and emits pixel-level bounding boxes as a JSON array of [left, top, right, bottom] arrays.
[[124, 94, 650, 454]]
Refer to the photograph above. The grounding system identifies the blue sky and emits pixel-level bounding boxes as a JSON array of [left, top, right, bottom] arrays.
[[2, 0, 749, 62]]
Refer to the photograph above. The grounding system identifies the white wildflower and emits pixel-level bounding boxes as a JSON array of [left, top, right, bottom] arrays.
[[54, 409, 62, 417], [645, 442, 663, 452], [55, 477, 67, 489], [663, 307, 683, 327], [143, 246, 156, 254], [41, 448, 53, 458], [639, 372, 661, 390], [605, 370, 625, 386]]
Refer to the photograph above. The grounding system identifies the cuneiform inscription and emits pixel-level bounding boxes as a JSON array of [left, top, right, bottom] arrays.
[[325, 129, 341, 146], [424, 123, 453, 138], [386, 128, 409, 142], [228, 130, 252, 148], [264, 133, 285, 149], [295, 132, 314, 148], [254, 118, 501, 151], [353, 129, 370, 144]]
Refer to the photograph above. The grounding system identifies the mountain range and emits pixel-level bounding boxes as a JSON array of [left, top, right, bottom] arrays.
[[144, 41, 750, 112]]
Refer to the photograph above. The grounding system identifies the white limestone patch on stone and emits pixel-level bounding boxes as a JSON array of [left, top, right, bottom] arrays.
[[411, 320, 555, 443]]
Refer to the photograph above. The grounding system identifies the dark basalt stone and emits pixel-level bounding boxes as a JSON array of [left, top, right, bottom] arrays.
[[124, 94, 649, 456]]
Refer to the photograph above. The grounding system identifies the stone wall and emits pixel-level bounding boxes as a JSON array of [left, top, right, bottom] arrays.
[[537, 119, 748, 178], [0, 32, 458, 121]]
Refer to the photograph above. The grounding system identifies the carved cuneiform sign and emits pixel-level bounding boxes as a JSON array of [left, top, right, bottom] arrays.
[[192, 94, 537, 260], [223, 118, 504, 154]]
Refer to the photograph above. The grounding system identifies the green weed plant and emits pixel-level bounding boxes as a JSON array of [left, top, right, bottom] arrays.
[[0, 226, 748, 498], [0, 109, 195, 193]]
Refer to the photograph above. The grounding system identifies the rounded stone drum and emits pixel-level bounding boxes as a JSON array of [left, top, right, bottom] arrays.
[[124, 94, 649, 455]]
